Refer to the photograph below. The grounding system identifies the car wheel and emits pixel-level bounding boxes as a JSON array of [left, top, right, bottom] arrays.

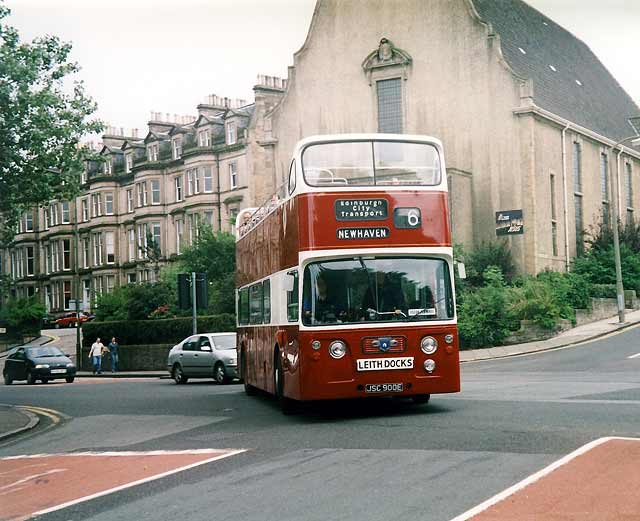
[[3, 372, 12, 385], [65, 376, 75, 383], [411, 394, 431, 405], [55, 323, 60, 329], [172, 364, 188, 385], [42, 378, 50, 384], [26, 370, 37, 385], [213, 363, 230, 385], [273, 349, 298, 415]]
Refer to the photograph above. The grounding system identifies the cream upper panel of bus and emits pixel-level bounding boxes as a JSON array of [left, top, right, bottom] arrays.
[[287, 134, 448, 198]]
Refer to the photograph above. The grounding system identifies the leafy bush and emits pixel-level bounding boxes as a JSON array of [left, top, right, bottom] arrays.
[[465, 241, 516, 286], [95, 282, 176, 321], [0, 297, 44, 336], [589, 283, 617, 299], [509, 277, 567, 329], [82, 314, 236, 346], [572, 244, 640, 294], [536, 270, 591, 312], [458, 268, 517, 349], [586, 219, 640, 254]]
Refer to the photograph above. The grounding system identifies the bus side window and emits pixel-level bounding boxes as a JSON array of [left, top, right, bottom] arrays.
[[263, 279, 271, 324], [286, 270, 299, 322], [288, 160, 296, 195], [238, 288, 250, 325], [249, 283, 264, 325]]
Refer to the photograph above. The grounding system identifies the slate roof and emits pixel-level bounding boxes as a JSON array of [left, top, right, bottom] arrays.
[[472, 0, 640, 143]]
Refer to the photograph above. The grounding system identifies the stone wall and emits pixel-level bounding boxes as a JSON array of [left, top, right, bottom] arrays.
[[81, 344, 173, 372], [575, 298, 619, 326]]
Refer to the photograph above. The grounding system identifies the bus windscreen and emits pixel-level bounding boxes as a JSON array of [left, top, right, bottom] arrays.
[[302, 140, 441, 187], [302, 256, 453, 326]]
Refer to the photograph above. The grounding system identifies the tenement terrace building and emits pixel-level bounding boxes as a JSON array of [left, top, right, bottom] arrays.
[[1, 76, 286, 313]]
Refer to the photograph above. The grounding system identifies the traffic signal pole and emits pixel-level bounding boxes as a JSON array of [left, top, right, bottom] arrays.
[[191, 271, 197, 334]]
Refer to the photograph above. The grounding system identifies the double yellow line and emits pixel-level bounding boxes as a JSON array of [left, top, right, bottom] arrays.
[[17, 405, 67, 426]]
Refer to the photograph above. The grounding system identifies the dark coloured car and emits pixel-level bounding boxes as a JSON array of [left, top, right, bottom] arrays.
[[3, 346, 76, 385]]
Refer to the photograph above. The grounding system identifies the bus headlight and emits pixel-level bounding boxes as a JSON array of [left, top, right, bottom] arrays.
[[424, 359, 436, 373], [444, 334, 454, 344], [421, 336, 438, 354], [311, 340, 321, 350], [329, 340, 347, 359]]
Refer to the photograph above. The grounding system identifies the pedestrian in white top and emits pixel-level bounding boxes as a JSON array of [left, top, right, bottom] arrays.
[[89, 338, 106, 375]]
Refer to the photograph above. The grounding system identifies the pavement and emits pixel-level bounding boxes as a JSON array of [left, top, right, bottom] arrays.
[[1, 309, 639, 442], [0, 404, 40, 442]]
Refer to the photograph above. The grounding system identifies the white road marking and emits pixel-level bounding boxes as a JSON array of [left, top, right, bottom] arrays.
[[0, 469, 66, 492], [448, 436, 640, 521], [0, 463, 47, 476], [1, 449, 236, 460], [27, 449, 247, 518], [627, 352, 640, 359]]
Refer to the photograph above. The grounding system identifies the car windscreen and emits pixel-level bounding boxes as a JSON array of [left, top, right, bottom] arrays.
[[27, 346, 65, 358], [213, 334, 236, 350], [302, 256, 454, 326], [302, 140, 441, 187]]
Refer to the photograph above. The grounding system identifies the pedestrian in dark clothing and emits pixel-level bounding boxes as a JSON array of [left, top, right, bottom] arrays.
[[108, 337, 120, 373]]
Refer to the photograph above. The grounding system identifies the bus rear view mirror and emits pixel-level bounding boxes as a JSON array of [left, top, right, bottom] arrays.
[[456, 262, 467, 279]]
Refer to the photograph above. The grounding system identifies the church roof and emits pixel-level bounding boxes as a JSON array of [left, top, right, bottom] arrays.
[[472, 0, 639, 142]]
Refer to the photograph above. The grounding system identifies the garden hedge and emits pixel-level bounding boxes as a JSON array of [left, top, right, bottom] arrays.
[[82, 314, 235, 347]]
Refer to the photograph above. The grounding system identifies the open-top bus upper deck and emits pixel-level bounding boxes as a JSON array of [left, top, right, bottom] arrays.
[[236, 134, 450, 254]]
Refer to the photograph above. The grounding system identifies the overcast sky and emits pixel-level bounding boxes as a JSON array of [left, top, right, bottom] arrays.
[[5, 0, 640, 135]]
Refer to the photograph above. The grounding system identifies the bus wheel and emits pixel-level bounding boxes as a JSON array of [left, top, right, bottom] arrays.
[[412, 394, 431, 405], [274, 351, 298, 415]]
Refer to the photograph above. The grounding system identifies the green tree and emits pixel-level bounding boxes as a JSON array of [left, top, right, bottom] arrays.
[[0, 5, 102, 244], [180, 227, 236, 315], [0, 296, 44, 334]]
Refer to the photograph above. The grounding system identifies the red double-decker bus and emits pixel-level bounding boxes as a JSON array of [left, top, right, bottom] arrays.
[[236, 134, 460, 412]]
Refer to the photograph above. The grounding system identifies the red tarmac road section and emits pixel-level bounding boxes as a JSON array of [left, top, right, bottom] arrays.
[[0, 449, 245, 521], [452, 437, 640, 521]]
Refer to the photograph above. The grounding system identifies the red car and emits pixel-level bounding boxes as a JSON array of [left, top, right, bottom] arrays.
[[54, 313, 92, 328]]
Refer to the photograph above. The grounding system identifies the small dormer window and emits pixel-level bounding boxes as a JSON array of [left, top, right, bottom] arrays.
[[126, 154, 133, 173], [104, 158, 112, 175], [148, 143, 159, 162], [173, 137, 182, 160], [81, 169, 87, 184], [198, 129, 211, 147], [226, 122, 236, 145]]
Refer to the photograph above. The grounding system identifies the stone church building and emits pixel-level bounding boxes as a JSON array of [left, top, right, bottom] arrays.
[[266, 0, 640, 274]]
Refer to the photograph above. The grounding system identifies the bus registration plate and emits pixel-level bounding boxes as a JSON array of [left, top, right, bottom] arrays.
[[365, 383, 403, 393], [356, 357, 414, 371]]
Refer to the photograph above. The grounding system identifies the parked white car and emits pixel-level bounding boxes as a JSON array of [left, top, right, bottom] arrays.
[[167, 332, 237, 384]]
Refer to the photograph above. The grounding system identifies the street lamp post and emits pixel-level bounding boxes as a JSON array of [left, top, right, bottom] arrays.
[[608, 116, 640, 324]]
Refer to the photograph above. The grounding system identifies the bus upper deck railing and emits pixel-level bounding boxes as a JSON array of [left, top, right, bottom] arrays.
[[235, 183, 287, 240]]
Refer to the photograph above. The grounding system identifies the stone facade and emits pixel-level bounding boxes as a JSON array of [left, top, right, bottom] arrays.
[[3, 0, 640, 314], [1, 79, 286, 313], [266, 0, 640, 274]]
